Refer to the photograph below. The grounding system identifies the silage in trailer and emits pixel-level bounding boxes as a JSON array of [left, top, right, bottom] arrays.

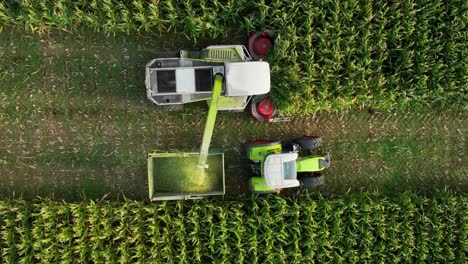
[[148, 151, 225, 200]]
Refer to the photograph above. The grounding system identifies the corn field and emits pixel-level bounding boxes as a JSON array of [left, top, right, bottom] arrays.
[[0, 192, 466, 263], [0, 0, 466, 114]]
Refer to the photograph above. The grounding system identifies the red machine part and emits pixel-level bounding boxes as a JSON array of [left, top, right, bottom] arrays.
[[248, 32, 274, 60], [251, 97, 277, 122], [250, 140, 273, 145], [257, 98, 275, 118]]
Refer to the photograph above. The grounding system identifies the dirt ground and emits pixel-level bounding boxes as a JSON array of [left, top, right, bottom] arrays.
[[0, 30, 466, 201]]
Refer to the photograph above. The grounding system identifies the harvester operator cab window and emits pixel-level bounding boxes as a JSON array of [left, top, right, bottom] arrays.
[[156, 70, 176, 93], [195, 68, 213, 92]]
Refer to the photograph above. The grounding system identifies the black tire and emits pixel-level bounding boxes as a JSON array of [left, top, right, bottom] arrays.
[[281, 141, 295, 153], [301, 175, 325, 188], [156, 104, 184, 112], [294, 136, 322, 150], [248, 160, 261, 176]]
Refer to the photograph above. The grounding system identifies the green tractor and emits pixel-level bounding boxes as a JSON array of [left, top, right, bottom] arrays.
[[247, 137, 330, 194]]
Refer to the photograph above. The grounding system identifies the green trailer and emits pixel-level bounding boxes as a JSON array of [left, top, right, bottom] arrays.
[[148, 150, 225, 201]]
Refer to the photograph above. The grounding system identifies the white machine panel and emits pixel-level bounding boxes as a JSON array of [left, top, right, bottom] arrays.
[[176, 68, 196, 94], [224, 61, 270, 96]]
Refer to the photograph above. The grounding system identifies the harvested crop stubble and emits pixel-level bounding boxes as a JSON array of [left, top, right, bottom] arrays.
[[0, 192, 466, 263], [0, 0, 466, 113]]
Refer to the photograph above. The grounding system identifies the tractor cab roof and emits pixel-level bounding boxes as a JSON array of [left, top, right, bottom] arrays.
[[264, 153, 301, 189]]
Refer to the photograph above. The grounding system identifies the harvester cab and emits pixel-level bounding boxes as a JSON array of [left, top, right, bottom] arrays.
[[145, 45, 270, 111]]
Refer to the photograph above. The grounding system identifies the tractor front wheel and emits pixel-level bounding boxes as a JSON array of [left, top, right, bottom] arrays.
[[301, 175, 325, 189]]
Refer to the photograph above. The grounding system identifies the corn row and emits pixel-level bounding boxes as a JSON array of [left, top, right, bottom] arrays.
[[31, 201, 60, 263], [228, 204, 246, 263], [299, 197, 318, 261], [0, 201, 19, 263], [144, 205, 160, 261], [186, 201, 202, 262], [15, 201, 33, 264], [174, 201, 188, 263], [246, 200, 260, 264], [288, 202, 302, 263], [0, 193, 466, 262], [456, 196, 467, 263], [54, 204, 74, 264], [70, 203, 90, 263], [158, 201, 174, 262], [258, 199, 275, 263], [341, 196, 360, 262]]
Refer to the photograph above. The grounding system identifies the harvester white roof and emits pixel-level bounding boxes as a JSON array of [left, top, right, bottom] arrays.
[[224, 61, 270, 97]]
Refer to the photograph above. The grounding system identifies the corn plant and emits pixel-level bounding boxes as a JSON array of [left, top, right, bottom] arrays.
[[186, 201, 202, 262], [55, 204, 74, 264], [70, 203, 90, 263], [246, 200, 260, 264], [0, 201, 19, 264], [0, 3, 14, 31], [14, 201, 33, 264], [132, 0, 149, 31]]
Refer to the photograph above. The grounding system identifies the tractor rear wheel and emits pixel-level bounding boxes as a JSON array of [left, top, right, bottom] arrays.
[[294, 136, 322, 150], [301, 175, 325, 189]]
